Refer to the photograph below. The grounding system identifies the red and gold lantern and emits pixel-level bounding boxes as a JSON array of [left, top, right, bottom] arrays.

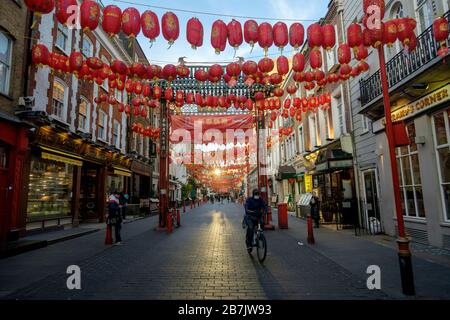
[[242, 60, 258, 76], [310, 49, 322, 70], [383, 20, 398, 47], [258, 57, 274, 74], [338, 43, 351, 65], [363, 0, 385, 20], [273, 22, 288, 51], [258, 22, 273, 55], [322, 24, 336, 50], [69, 51, 83, 73], [244, 20, 259, 49], [162, 64, 178, 82], [31, 44, 50, 66], [141, 10, 160, 45], [277, 55, 289, 76], [211, 20, 228, 54], [433, 16, 449, 58], [186, 17, 203, 49], [208, 64, 224, 83], [122, 7, 141, 39], [307, 23, 322, 49], [102, 5, 122, 37], [162, 12, 180, 46], [194, 68, 208, 82], [80, 0, 100, 32], [289, 23, 304, 50], [347, 23, 363, 50], [227, 19, 243, 51], [25, 0, 55, 15], [56, 0, 77, 25]]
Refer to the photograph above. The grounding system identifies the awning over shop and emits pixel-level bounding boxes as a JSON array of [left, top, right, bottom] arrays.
[[112, 166, 132, 177], [276, 166, 297, 181], [131, 160, 152, 177], [315, 148, 353, 173], [40, 145, 83, 167]]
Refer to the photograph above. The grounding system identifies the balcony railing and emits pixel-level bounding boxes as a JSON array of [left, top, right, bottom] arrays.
[[360, 11, 450, 107]]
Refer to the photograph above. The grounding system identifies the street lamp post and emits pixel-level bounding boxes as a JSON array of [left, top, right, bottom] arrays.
[[377, 46, 415, 296]]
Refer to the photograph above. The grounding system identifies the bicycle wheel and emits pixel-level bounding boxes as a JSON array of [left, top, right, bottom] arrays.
[[256, 233, 267, 263]]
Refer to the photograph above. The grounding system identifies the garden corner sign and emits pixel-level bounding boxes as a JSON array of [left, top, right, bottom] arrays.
[[373, 84, 450, 133]]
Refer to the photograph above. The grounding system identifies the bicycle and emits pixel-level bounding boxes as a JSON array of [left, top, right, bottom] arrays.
[[243, 216, 267, 263]]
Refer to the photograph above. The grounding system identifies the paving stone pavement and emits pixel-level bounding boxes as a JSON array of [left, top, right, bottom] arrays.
[[1, 203, 389, 300]]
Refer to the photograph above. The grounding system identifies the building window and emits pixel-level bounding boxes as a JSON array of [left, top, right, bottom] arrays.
[[433, 109, 450, 222], [0, 32, 12, 95], [113, 121, 120, 149], [52, 79, 67, 121], [101, 56, 109, 92], [334, 94, 346, 136], [78, 98, 89, 132], [361, 115, 370, 133], [298, 126, 305, 154], [82, 37, 93, 58], [309, 114, 317, 148], [56, 23, 69, 52], [396, 123, 425, 219], [98, 110, 107, 141]]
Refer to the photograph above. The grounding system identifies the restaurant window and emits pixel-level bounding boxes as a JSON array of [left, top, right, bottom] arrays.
[[432, 109, 450, 221], [82, 36, 93, 58], [0, 32, 12, 95], [113, 120, 120, 149], [56, 23, 69, 53], [52, 79, 67, 121], [27, 157, 74, 218], [78, 98, 89, 132], [396, 123, 426, 219], [98, 110, 107, 141]]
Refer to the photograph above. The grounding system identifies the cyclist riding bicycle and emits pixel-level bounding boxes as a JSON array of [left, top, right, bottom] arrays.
[[244, 189, 268, 253]]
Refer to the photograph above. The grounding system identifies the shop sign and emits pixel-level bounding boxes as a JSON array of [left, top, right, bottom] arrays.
[[305, 174, 313, 193], [374, 84, 450, 132], [329, 159, 353, 169]]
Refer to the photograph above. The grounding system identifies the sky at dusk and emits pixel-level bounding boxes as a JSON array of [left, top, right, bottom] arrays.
[[101, 0, 330, 65]]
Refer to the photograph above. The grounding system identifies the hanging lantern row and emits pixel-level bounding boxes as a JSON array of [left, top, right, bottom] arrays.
[[26, 1, 307, 55], [131, 123, 161, 140]]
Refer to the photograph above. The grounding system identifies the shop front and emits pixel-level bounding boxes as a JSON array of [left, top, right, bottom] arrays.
[[372, 83, 450, 248], [307, 143, 356, 229], [130, 160, 152, 214]]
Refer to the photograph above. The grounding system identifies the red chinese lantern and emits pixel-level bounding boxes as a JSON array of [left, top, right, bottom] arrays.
[[226, 62, 241, 79], [369, 22, 384, 48], [322, 24, 336, 50], [211, 20, 228, 54], [277, 56, 289, 76], [355, 44, 369, 61], [25, 0, 55, 16], [258, 57, 274, 74], [242, 60, 258, 76], [194, 68, 208, 82], [338, 43, 351, 65], [270, 73, 283, 85], [111, 60, 127, 75], [164, 87, 174, 101], [228, 19, 243, 51], [80, 0, 100, 32], [69, 52, 83, 73], [133, 81, 143, 95], [273, 88, 284, 97], [273, 22, 288, 52], [396, 18, 415, 47], [254, 92, 265, 101], [186, 17, 204, 49], [186, 92, 194, 104], [315, 70, 325, 82], [363, 28, 372, 47], [142, 84, 152, 97], [102, 5, 122, 37], [244, 20, 259, 50], [162, 64, 178, 82], [55, 0, 77, 25], [289, 23, 304, 50], [358, 61, 370, 73], [347, 23, 363, 50], [404, 33, 418, 53], [162, 12, 180, 46], [122, 7, 141, 40], [31, 44, 50, 66], [383, 20, 398, 47], [176, 90, 185, 105], [130, 62, 147, 79], [433, 17, 449, 58], [293, 72, 305, 83], [153, 85, 162, 99], [141, 10, 160, 45], [246, 99, 254, 111], [208, 64, 223, 83], [310, 49, 322, 70], [286, 84, 297, 96], [258, 22, 273, 55], [177, 65, 190, 78], [86, 57, 103, 69], [307, 23, 322, 49], [292, 53, 305, 72], [340, 64, 352, 80]]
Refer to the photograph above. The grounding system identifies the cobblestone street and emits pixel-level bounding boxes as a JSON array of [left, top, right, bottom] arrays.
[[0, 203, 394, 300]]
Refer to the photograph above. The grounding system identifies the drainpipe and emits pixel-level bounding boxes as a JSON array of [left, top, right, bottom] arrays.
[[338, 1, 363, 233]]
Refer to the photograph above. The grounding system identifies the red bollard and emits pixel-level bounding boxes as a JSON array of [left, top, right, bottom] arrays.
[[105, 224, 113, 245], [264, 207, 276, 231], [167, 210, 173, 233], [277, 203, 288, 229], [176, 209, 181, 227], [307, 214, 315, 245]]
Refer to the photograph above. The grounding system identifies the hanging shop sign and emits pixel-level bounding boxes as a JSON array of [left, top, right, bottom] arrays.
[[373, 84, 450, 132], [40, 146, 83, 167], [305, 174, 313, 193]]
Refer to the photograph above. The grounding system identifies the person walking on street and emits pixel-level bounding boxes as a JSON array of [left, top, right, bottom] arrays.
[[310, 191, 320, 228], [119, 192, 128, 220], [107, 191, 123, 245]]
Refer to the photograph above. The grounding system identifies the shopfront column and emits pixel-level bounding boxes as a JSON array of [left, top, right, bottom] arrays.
[[72, 166, 82, 227], [98, 166, 107, 223]]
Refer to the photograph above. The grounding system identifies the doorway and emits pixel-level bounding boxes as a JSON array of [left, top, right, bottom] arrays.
[[361, 169, 383, 234]]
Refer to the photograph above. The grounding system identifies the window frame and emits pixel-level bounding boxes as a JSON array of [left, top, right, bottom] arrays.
[[432, 109, 450, 222], [51, 78, 68, 122], [97, 109, 108, 142], [0, 32, 13, 96], [113, 120, 121, 149], [78, 97, 90, 133], [82, 36, 94, 58], [56, 22, 69, 53]]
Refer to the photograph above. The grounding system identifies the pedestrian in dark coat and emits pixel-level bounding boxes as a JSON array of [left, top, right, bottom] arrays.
[[310, 191, 320, 228], [107, 192, 123, 245]]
